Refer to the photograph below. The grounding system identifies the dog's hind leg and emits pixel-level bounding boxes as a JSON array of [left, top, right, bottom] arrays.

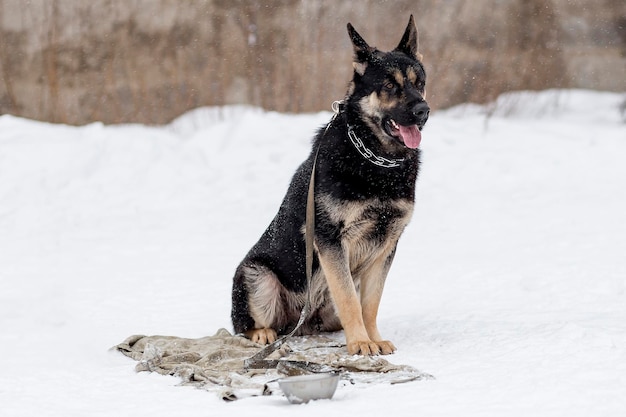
[[232, 263, 283, 344]]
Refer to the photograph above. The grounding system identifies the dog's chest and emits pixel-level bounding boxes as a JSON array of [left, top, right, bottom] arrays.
[[317, 195, 413, 264]]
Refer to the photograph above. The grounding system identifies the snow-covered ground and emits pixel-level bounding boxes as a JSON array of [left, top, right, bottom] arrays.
[[1, 89, 625, 416]]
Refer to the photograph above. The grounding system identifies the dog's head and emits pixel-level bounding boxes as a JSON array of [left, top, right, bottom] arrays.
[[346, 15, 429, 151]]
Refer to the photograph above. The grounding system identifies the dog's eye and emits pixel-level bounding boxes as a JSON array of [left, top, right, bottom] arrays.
[[383, 81, 396, 93]]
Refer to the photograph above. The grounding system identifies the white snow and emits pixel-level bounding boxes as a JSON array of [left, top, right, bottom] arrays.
[[1, 89, 625, 416]]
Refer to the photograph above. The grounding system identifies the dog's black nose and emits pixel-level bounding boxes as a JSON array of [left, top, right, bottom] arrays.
[[413, 102, 430, 124]]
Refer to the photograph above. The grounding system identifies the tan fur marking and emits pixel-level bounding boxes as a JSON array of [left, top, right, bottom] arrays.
[[244, 261, 341, 338], [244, 266, 283, 329], [316, 249, 371, 353], [315, 195, 413, 355], [245, 328, 277, 345], [358, 94, 386, 142], [353, 61, 367, 76], [317, 195, 414, 243], [393, 69, 405, 86], [358, 92, 400, 144], [407, 67, 417, 84], [361, 92, 382, 114], [359, 245, 394, 341]]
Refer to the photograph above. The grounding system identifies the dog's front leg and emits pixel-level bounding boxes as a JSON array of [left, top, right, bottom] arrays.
[[317, 246, 387, 355], [359, 246, 398, 355]]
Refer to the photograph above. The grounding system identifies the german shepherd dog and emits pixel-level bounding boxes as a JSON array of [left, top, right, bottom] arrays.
[[231, 15, 429, 355]]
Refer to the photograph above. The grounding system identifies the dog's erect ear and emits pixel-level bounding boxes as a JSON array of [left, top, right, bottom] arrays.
[[347, 22, 371, 75], [395, 15, 420, 59]]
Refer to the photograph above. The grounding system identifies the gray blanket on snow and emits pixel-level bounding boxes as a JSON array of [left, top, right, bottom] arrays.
[[114, 328, 432, 401]]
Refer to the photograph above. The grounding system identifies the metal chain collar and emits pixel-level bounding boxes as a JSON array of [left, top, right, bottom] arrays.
[[330, 100, 404, 169], [347, 125, 405, 168]]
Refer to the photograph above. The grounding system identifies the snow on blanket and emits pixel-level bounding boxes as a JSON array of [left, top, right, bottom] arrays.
[[114, 329, 431, 401]]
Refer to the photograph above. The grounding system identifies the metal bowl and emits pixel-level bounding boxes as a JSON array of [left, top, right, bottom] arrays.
[[278, 373, 340, 404]]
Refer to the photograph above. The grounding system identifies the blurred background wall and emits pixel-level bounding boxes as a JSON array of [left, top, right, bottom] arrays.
[[0, 0, 624, 125]]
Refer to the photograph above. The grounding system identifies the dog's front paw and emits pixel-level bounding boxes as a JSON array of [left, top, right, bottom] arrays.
[[347, 340, 396, 356], [245, 328, 277, 345]]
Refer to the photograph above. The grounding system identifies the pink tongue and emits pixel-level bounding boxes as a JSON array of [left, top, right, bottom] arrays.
[[398, 124, 421, 149]]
